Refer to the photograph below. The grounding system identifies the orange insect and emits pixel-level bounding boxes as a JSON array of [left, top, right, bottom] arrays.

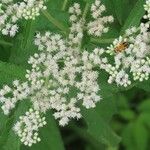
[[114, 42, 128, 53]]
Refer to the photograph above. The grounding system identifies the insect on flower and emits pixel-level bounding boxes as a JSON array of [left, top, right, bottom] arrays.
[[114, 42, 129, 53]]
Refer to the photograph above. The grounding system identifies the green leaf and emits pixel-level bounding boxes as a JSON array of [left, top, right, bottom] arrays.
[[0, 115, 13, 147], [139, 113, 150, 128], [119, 110, 135, 121], [82, 107, 121, 147], [133, 119, 148, 150], [122, 118, 149, 150], [0, 100, 30, 150], [9, 20, 37, 67], [136, 80, 150, 92], [120, 0, 145, 33], [0, 61, 26, 85], [0, 40, 13, 47], [111, 0, 137, 26], [138, 99, 150, 113], [21, 111, 65, 150], [0, 110, 8, 132], [111, 0, 126, 25], [122, 123, 135, 150]]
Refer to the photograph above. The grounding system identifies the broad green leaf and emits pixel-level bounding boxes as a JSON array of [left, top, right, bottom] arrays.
[[0, 40, 12, 47], [21, 111, 65, 150], [94, 97, 117, 123], [133, 120, 148, 150], [122, 123, 135, 150], [111, 0, 137, 26], [122, 118, 149, 150], [69, 123, 106, 150], [0, 34, 13, 58], [9, 20, 37, 67], [0, 115, 13, 147], [136, 80, 150, 92], [82, 107, 121, 147], [0, 110, 8, 132], [91, 71, 119, 123], [119, 110, 135, 121], [0, 100, 30, 150], [0, 61, 26, 85], [0, 44, 11, 62], [139, 113, 150, 128], [116, 94, 129, 110], [121, 0, 145, 33], [138, 99, 150, 113]]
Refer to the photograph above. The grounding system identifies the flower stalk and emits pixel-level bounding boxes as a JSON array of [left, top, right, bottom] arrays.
[[42, 10, 68, 35], [61, 0, 68, 11], [82, 3, 90, 19]]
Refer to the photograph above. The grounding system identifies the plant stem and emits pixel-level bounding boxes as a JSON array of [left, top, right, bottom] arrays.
[[61, 0, 68, 11], [82, 3, 90, 19], [0, 40, 13, 47], [91, 38, 115, 44], [42, 10, 68, 34]]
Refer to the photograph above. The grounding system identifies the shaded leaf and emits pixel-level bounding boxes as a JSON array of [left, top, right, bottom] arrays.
[[82, 107, 121, 147], [121, 0, 145, 33], [0, 61, 26, 85]]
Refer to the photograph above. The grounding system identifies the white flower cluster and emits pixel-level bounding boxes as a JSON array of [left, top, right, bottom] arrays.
[[0, 80, 30, 115], [0, 28, 101, 145], [13, 109, 46, 146], [68, 3, 84, 47], [0, 1, 109, 142], [0, 0, 46, 36], [144, 0, 150, 20], [1, 0, 150, 147], [97, 23, 150, 87], [31, 31, 101, 124], [68, 0, 113, 47], [87, 0, 114, 37]]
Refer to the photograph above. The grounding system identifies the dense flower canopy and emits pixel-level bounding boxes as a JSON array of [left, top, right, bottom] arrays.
[[0, 0, 150, 147]]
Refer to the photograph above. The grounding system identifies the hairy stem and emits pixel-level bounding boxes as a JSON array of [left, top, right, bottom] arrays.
[[42, 10, 68, 34]]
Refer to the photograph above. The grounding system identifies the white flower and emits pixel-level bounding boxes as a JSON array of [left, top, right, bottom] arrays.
[[144, 0, 150, 20], [87, 0, 114, 37], [98, 22, 150, 86], [13, 109, 46, 146], [0, 29, 102, 146], [0, 0, 47, 36], [1, 0, 150, 147]]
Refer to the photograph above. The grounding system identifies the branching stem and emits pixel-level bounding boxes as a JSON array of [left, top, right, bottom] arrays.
[[42, 10, 68, 35], [82, 3, 90, 19]]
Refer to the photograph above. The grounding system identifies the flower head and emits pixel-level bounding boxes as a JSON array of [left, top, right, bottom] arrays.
[[0, 0, 47, 36]]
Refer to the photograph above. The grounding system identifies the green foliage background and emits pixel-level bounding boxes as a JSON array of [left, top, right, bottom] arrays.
[[0, 0, 149, 150]]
